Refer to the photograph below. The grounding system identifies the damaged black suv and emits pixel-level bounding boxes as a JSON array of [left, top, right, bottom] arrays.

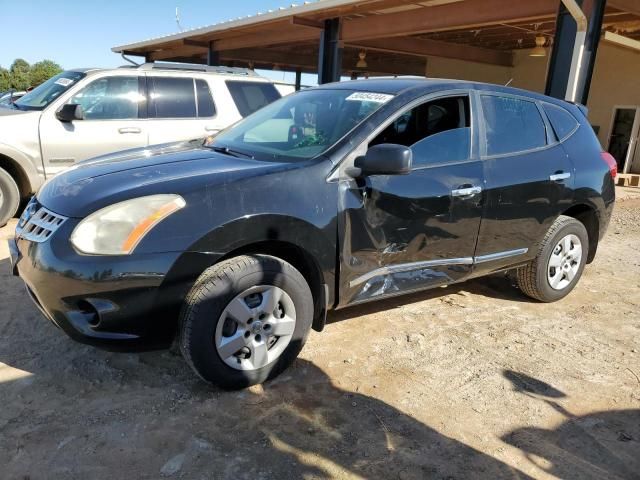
[[10, 79, 616, 389]]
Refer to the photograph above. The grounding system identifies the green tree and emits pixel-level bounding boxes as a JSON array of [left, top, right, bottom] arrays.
[[0, 67, 11, 91], [29, 59, 62, 86], [9, 58, 31, 90]]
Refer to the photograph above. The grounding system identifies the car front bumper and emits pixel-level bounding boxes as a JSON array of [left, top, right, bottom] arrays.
[[10, 223, 185, 350]]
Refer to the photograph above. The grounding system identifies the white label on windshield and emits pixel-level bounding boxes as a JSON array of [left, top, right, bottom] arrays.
[[345, 92, 393, 103], [54, 78, 74, 87]]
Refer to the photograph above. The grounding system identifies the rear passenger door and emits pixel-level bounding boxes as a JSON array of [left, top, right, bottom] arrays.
[[146, 76, 221, 145], [473, 91, 575, 273]]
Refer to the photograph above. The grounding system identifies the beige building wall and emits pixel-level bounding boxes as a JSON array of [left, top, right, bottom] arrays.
[[426, 42, 640, 169]]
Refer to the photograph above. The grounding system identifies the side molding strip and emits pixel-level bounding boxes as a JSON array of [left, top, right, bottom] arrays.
[[349, 257, 473, 288], [348, 248, 529, 288], [474, 248, 529, 264]]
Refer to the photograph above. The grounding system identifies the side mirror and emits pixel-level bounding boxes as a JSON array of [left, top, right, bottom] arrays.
[[56, 104, 84, 122], [354, 144, 412, 176]]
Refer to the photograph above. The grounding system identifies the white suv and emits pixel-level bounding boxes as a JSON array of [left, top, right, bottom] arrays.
[[0, 63, 281, 225]]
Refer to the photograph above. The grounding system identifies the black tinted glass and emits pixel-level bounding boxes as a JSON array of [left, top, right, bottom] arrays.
[[370, 96, 470, 167], [149, 77, 196, 118], [411, 128, 471, 167], [481, 95, 547, 156], [196, 79, 215, 117], [542, 102, 578, 141], [226, 81, 281, 117]]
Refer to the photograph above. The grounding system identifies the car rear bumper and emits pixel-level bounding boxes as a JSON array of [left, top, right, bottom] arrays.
[[10, 233, 184, 351]]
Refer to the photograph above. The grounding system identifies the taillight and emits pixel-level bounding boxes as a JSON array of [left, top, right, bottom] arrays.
[[601, 152, 617, 178]]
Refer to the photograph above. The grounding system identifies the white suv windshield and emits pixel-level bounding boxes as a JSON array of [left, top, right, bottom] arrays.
[[14, 71, 86, 111], [209, 89, 393, 162]]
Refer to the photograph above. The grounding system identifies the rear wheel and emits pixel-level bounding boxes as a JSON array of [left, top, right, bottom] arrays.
[[0, 167, 20, 228], [179, 254, 313, 389], [517, 215, 588, 302]]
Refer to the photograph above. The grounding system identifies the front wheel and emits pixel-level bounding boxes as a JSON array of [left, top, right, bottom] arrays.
[[517, 215, 589, 302], [179, 254, 313, 389]]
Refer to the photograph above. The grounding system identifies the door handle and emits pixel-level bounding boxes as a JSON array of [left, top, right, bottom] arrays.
[[451, 186, 482, 197], [204, 126, 220, 132], [118, 127, 142, 134], [549, 172, 571, 182]]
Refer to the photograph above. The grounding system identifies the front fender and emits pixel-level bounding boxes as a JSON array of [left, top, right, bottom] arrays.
[[0, 143, 43, 193]]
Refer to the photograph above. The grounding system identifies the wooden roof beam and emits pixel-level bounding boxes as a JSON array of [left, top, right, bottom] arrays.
[[341, 0, 559, 41], [213, 27, 319, 51], [350, 36, 514, 66], [609, 0, 640, 16]]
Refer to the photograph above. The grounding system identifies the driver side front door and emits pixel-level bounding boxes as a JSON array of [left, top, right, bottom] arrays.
[[338, 92, 485, 306], [39, 75, 148, 176]]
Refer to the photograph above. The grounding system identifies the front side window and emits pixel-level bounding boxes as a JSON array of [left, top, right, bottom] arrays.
[[149, 77, 197, 118], [211, 89, 393, 162], [226, 81, 281, 117], [481, 95, 547, 156], [14, 71, 86, 111], [370, 96, 471, 167], [69, 76, 142, 120], [542, 102, 579, 141]]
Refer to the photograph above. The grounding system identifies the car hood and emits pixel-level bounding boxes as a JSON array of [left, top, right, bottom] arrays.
[[37, 142, 289, 218], [0, 106, 34, 116]]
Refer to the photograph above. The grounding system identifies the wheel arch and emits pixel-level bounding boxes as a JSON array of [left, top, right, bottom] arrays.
[[0, 146, 41, 198], [160, 214, 336, 336], [561, 203, 599, 263], [0, 152, 32, 199]]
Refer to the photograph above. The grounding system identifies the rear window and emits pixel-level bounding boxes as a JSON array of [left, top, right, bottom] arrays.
[[149, 77, 196, 118], [542, 102, 579, 141], [226, 81, 281, 117], [481, 95, 547, 156]]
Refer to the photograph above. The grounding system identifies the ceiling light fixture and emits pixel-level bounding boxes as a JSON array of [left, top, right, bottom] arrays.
[[530, 36, 547, 57]]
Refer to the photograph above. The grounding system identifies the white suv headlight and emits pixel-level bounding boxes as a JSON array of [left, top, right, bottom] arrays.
[[70, 194, 186, 255]]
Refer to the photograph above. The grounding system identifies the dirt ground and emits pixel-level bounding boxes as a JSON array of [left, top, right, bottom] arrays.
[[1, 189, 639, 480]]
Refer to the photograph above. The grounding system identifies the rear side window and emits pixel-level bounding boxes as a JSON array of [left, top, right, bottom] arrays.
[[149, 77, 196, 118], [481, 95, 547, 156], [196, 79, 216, 117], [226, 81, 281, 117], [542, 102, 579, 141]]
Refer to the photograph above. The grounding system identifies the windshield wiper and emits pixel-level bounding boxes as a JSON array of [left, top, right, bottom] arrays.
[[211, 145, 254, 159]]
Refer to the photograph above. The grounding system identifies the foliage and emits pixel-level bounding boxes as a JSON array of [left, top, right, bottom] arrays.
[[0, 58, 63, 92], [30, 60, 63, 86]]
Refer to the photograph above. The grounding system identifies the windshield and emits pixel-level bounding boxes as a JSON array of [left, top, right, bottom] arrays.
[[209, 89, 394, 162], [14, 71, 86, 110]]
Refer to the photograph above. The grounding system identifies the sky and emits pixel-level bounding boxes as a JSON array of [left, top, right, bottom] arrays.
[[0, 0, 316, 84]]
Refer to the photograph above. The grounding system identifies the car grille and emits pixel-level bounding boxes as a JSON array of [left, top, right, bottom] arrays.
[[15, 199, 67, 243]]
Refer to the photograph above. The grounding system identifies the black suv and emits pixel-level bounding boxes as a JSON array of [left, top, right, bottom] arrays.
[[10, 79, 616, 389]]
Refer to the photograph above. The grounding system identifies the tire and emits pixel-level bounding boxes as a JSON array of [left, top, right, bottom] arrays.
[[0, 167, 20, 228], [179, 254, 313, 389], [517, 215, 589, 302]]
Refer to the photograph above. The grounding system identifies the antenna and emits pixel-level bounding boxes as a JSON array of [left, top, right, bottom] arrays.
[[504, 78, 513, 86], [175, 7, 183, 31]]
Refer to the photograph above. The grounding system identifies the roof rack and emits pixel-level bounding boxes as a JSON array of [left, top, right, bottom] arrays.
[[134, 62, 259, 76]]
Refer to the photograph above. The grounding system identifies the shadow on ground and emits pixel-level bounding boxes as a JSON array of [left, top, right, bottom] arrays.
[[328, 272, 531, 324], [1, 252, 638, 479], [502, 369, 640, 480]]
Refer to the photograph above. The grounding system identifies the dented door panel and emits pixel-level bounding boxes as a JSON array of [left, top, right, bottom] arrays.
[[337, 160, 484, 306]]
